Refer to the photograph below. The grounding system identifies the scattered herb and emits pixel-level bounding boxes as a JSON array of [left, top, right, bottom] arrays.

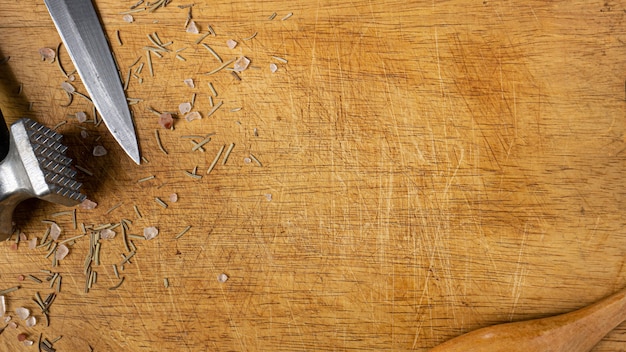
[[155, 129, 168, 154], [155, 197, 168, 208], [138, 175, 156, 183], [222, 143, 235, 165], [207, 145, 225, 174], [201, 43, 223, 63], [108, 277, 125, 290], [204, 58, 235, 75], [249, 153, 262, 166], [175, 225, 191, 239], [243, 32, 258, 41], [104, 202, 123, 215], [271, 56, 288, 64], [207, 100, 223, 118], [208, 82, 218, 96]]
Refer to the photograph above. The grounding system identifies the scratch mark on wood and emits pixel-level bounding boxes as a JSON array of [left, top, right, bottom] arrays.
[[509, 223, 529, 321]]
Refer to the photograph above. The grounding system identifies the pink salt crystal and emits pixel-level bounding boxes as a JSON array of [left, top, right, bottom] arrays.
[[183, 78, 195, 88], [233, 56, 250, 72], [217, 273, 229, 283], [55, 244, 69, 260], [100, 229, 116, 240], [38, 47, 55, 61], [28, 238, 37, 250], [4, 316, 10, 323], [9, 243, 17, 251], [270, 63, 278, 73], [159, 113, 174, 129], [50, 223, 62, 241], [80, 130, 89, 139], [0, 296, 5, 317], [93, 145, 107, 157], [179, 102, 192, 115], [19, 232, 27, 242], [17, 333, 27, 342], [184, 111, 202, 122], [143, 227, 159, 240], [68, 74, 76, 82], [76, 111, 87, 123], [15, 307, 29, 320], [25, 316, 36, 328], [8, 322, 16, 329], [243, 157, 251, 164], [23, 341, 34, 347], [61, 81, 75, 93], [80, 199, 98, 210], [123, 14, 134, 23], [186, 21, 199, 34], [17, 275, 24, 282], [226, 39, 238, 49], [169, 193, 178, 203], [265, 193, 273, 202]]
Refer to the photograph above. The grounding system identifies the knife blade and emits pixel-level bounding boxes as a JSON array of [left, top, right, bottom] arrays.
[[44, 0, 141, 164]]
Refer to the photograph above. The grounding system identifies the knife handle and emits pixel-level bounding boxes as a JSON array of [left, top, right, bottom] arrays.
[[430, 287, 626, 352], [0, 109, 9, 162]]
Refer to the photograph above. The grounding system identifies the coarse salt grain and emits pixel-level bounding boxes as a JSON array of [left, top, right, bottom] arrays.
[[123, 14, 134, 23], [93, 145, 107, 157], [80, 199, 98, 210], [179, 102, 192, 115], [143, 227, 159, 240], [243, 157, 251, 164], [183, 78, 195, 88], [169, 193, 178, 203], [15, 307, 29, 320], [8, 322, 16, 329], [25, 316, 36, 328], [19, 233, 27, 242], [50, 223, 62, 241], [265, 194, 273, 201], [0, 296, 5, 317], [270, 63, 278, 73], [159, 113, 174, 129], [28, 238, 37, 250], [100, 229, 116, 240], [61, 81, 75, 94], [55, 244, 69, 260], [80, 130, 89, 139], [23, 341, 33, 347], [186, 21, 199, 34], [233, 56, 251, 72], [38, 47, 55, 61], [76, 111, 87, 123], [217, 273, 229, 283], [226, 39, 238, 49], [185, 111, 202, 122]]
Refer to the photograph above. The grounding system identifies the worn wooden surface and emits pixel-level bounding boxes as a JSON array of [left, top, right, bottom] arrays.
[[1, 0, 626, 351]]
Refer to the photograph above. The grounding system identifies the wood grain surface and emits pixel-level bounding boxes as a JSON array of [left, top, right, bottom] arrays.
[[1, 0, 626, 350]]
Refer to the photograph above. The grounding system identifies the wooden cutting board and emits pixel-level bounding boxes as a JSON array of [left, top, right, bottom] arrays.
[[1, 0, 626, 350]]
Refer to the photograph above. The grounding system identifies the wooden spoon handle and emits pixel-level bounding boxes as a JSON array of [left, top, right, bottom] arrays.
[[430, 288, 626, 352]]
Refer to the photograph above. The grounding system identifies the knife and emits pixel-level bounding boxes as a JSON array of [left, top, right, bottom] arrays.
[[43, 0, 141, 164]]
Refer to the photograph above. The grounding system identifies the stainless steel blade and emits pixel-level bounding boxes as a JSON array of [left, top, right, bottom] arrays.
[[44, 0, 140, 164]]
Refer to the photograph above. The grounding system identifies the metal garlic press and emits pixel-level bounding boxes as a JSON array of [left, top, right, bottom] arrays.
[[0, 110, 86, 239]]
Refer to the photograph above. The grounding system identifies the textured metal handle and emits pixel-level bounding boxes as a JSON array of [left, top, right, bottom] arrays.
[[0, 109, 9, 162]]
